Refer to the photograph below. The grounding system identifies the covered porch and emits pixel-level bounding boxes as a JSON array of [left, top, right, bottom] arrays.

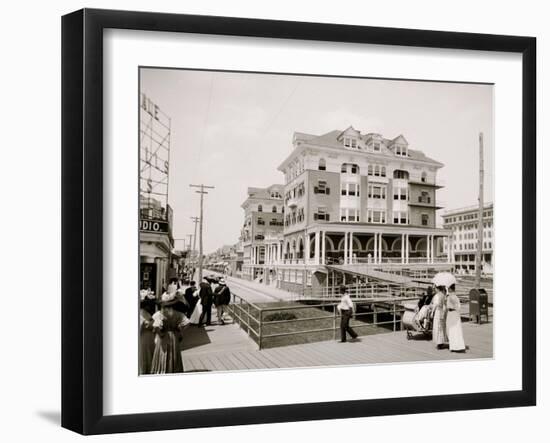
[[281, 224, 454, 267]]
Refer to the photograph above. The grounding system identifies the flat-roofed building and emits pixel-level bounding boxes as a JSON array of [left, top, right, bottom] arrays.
[[442, 203, 494, 275]]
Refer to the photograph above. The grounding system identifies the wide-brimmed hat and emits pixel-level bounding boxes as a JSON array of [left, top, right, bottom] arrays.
[[140, 289, 157, 310], [160, 291, 179, 307], [218, 278, 226, 285]]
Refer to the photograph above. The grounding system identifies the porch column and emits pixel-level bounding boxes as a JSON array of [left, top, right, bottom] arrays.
[[447, 235, 452, 264], [429, 235, 433, 264], [374, 232, 378, 264], [252, 246, 255, 265], [344, 232, 349, 265], [379, 233, 383, 263], [405, 234, 409, 264], [314, 231, 320, 265], [321, 231, 326, 265], [426, 235, 430, 264], [401, 234, 405, 264], [305, 234, 310, 264], [349, 232, 354, 264]]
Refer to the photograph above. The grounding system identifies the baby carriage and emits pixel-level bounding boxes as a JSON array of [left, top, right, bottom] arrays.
[[402, 301, 433, 340]]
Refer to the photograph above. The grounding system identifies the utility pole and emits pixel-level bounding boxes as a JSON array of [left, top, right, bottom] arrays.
[[189, 184, 215, 282], [190, 216, 200, 261], [186, 233, 193, 278], [475, 132, 484, 288]]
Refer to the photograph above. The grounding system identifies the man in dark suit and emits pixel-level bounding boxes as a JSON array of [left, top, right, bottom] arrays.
[[183, 281, 197, 318], [213, 279, 231, 325], [198, 277, 214, 326]]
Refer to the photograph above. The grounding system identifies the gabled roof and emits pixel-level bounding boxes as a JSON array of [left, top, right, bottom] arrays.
[[390, 134, 409, 146], [278, 128, 443, 169]]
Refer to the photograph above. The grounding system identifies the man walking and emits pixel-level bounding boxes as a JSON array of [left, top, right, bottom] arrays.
[[214, 278, 231, 325], [198, 277, 214, 326], [337, 285, 359, 343], [183, 280, 198, 318]]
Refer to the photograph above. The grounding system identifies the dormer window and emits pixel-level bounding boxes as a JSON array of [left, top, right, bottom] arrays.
[[344, 137, 357, 149], [395, 144, 408, 157], [373, 142, 381, 152]]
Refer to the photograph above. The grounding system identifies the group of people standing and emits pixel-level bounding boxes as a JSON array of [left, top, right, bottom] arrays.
[[424, 284, 466, 352], [139, 276, 232, 375]]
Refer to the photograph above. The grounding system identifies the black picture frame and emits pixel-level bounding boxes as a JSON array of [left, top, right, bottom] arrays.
[[61, 8, 536, 435]]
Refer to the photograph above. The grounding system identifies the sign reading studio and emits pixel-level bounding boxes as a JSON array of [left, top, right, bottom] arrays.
[[139, 219, 169, 234]]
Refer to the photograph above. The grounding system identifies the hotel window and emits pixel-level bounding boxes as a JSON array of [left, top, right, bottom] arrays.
[[368, 165, 373, 175], [381, 166, 386, 177], [272, 206, 277, 213], [341, 164, 347, 173], [393, 169, 409, 180], [258, 204, 263, 212], [257, 217, 265, 226], [340, 208, 359, 222], [393, 211, 409, 225], [373, 142, 381, 152], [314, 207, 329, 221], [367, 209, 386, 224], [351, 164, 358, 174], [393, 187, 408, 200], [418, 191, 431, 204], [421, 214, 429, 226], [318, 158, 326, 171], [395, 145, 407, 156], [348, 183, 359, 196], [421, 172, 427, 183], [344, 137, 351, 147], [374, 165, 380, 176], [351, 139, 357, 149], [315, 180, 330, 195], [368, 184, 386, 199]]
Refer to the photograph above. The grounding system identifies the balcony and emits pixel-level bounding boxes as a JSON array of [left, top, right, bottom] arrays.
[[408, 178, 445, 188], [286, 197, 298, 208], [409, 198, 445, 209]]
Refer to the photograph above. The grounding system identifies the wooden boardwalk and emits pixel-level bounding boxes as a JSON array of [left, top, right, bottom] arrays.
[[181, 310, 493, 373]]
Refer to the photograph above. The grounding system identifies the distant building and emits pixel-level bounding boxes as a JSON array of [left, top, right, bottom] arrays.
[[240, 185, 285, 283], [442, 203, 494, 275]]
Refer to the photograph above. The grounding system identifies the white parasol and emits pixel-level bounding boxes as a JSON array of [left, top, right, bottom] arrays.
[[431, 271, 457, 288]]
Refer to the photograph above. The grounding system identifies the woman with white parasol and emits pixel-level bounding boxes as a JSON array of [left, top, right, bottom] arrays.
[[446, 283, 466, 352], [430, 272, 455, 349]]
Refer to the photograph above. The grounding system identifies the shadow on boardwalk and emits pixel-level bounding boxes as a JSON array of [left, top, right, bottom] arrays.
[[181, 309, 493, 373]]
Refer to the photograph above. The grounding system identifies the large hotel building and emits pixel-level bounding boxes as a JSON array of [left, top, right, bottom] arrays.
[[241, 126, 454, 293]]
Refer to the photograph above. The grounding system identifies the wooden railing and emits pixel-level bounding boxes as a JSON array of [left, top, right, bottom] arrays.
[[226, 292, 412, 350]]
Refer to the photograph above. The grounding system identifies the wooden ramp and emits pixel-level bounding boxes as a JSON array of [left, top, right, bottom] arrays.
[[182, 315, 493, 372], [327, 265, 414, 284]]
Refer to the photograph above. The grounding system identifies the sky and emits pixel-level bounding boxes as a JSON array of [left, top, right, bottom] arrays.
[[140, 68, 494, 254]]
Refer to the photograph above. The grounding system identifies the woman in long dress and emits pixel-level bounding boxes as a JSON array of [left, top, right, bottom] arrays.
[[150, 288, 190, 374], [430, 285, 448, 349], [139, 290, 156, 375], [188, 288, 202, 325], [446, 284, 466, 352]]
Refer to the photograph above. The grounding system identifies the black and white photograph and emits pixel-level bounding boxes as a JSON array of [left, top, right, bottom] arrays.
[[139, 68, 494, 375]]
